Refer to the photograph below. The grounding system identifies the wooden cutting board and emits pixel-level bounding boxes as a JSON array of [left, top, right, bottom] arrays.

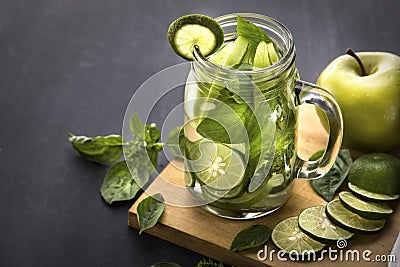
[[128, 105, 400, 267]]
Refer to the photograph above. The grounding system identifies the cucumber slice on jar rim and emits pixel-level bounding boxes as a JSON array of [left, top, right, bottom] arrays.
[[167, 14, 224, 60]]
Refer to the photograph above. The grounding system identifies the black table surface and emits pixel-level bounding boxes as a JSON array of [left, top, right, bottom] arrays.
[[1, 0, 399, 266]]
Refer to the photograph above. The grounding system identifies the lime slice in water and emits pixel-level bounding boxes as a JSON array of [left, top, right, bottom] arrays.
[[188, 141, 245, 191], [298, 205, 354, 244], [223, 36, 249, 67], [167, 14, 224, 60], [339, 191, 393, 220], [348, 182, 399, 202], [272, 216, 326, 255], [253, 41, 271, 68], [267, 42, 279, 63], [209, 42, 234, 66], [326, 199, 385, 232]]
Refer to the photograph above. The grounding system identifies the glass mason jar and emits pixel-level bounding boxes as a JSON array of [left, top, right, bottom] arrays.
[[183, 13, 343, 219]]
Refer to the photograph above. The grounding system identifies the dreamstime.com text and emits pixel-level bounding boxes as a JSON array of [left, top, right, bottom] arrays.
[[257, 239, 396, 263]]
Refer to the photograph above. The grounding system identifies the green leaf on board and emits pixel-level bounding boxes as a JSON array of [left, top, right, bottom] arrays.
[[230, 224, 271, 252], [311, 149, 353, 201], [68, 132, 123, 165], [137, 193, 165, 234]]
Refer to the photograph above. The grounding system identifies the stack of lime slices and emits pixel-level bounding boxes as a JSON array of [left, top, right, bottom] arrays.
[[272, 153, 399, 257], [271, 189, 396, 256]]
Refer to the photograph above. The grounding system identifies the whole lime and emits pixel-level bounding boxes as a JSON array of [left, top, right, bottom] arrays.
[[348, 153, 400, 195]]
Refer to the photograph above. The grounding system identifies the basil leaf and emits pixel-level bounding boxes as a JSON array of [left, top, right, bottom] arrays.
[[137, 193, 165, 234], [237, 15, 273, 63], [125, 140, 156, 173], [246, 100, 276, 192], [311, 149, 353, 201], [165, 126, 185, 159], [100, 160, 148, 204], [230, 224, 271, 252], [68, 132, 123, 165], [197, 119, 230, 144], [145, 124, 161, 145], [150, 263, 182, 267], [196, 93, 252, 144], [130, 113, 145, 140], [146, 147, 159, 170], [130, 113, 160, 145]]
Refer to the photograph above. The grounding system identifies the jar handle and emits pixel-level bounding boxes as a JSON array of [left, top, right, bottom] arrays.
[[294, 80, 343, 179]]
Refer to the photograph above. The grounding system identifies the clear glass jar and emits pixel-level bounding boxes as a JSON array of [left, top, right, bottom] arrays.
[[183, 13, 343, 219]]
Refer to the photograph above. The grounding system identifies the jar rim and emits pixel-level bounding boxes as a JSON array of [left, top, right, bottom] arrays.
[[193, 13, 295, 78]]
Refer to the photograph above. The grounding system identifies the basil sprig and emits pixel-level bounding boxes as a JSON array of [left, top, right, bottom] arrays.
[[68, 113, 167, 204]]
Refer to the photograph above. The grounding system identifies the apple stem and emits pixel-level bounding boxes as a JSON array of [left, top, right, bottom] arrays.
[[346, 48, 367, 76]]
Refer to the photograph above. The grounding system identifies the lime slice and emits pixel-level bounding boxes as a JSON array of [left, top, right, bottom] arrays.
[[267, 42, 279, 64], [209, 42, 234, 66], [348, 182, 400, 202], [298, 205, 354, 244], [253, 41, 271, 68], [202, 183, 245, 200], [167, 14, 224, 60], [209, 182, 272, 210], [326, 199, 385, 232], [223, 36, 249, 67], [240, 47, 252, 65], [339, 191, 393, 220], [188, 141, 245, 191], [272, 216, 325, 255], [348, 153, 400, 195]]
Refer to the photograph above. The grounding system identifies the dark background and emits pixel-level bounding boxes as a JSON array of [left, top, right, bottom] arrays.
[[0, 0, 399, 266]]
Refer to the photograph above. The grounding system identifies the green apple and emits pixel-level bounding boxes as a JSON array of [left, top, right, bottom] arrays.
[[317, 49, 400, 152]]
